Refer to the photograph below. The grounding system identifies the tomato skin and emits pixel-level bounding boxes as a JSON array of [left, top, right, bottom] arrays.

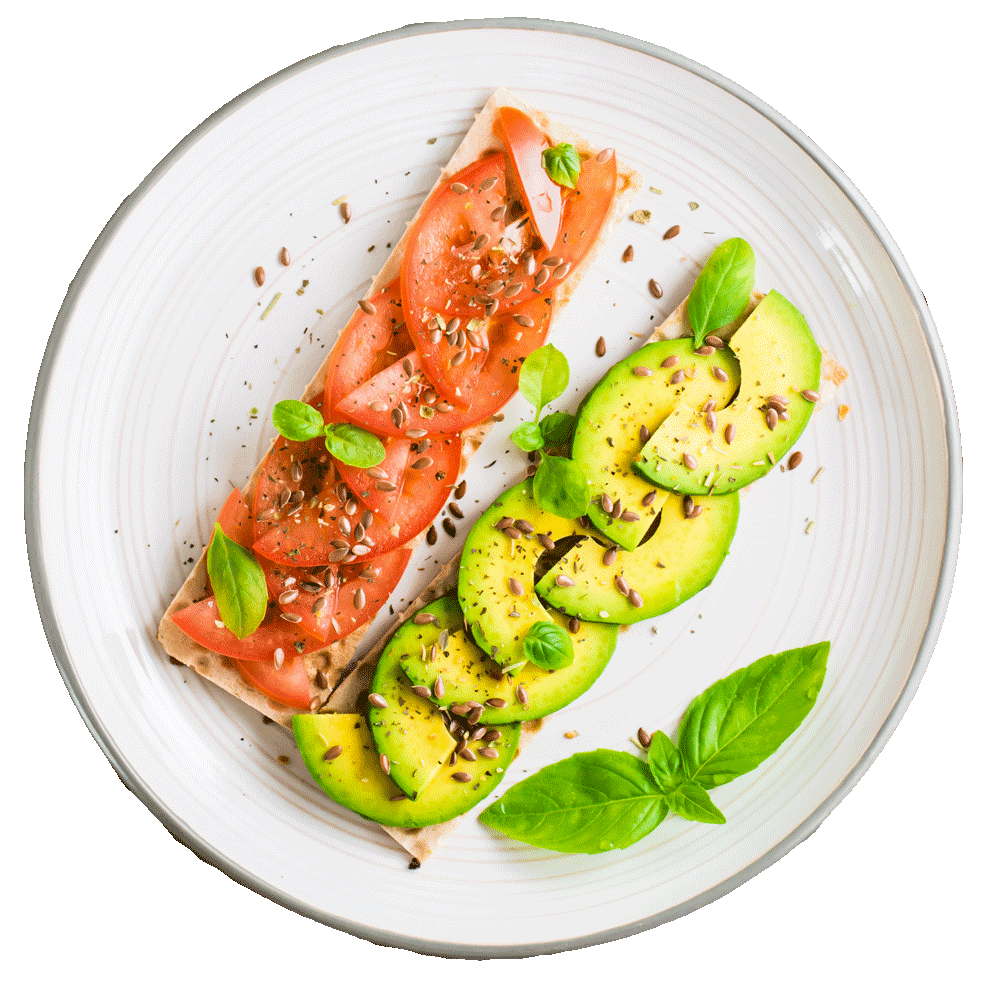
[[234, 656, 312, 711], [496, 106, 562, 250], [552, 149, 618, 278], [333, 436, 410, 521], [332, 545, 412, 637], [333, 297, 551, 437], [322, 279, 411, 415]]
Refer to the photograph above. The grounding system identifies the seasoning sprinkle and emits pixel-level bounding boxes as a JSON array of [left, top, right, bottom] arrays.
[[811, 466, 825, 484]]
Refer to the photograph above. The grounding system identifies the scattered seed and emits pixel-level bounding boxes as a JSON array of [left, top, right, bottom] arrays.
[[450, 182, 469, 194], [724, 423, 735, 445], [683, 495, 694, 517], [788, 451, 803, 470], [256, 508, 276, 522], [515, 684, 529, 706], [555, 574, 575, 588], [504, 281, 524, 297], [278, 589, 299, 605], [513, 314, 534, 329], [663, 224, 680, 240], [253, 266, 265, 286], [670, 369, 686, 385], [648, 279, 663, 298], [406, 428, 428, 439], [553, 262, 572, 280], [637, 727, 652, 748], [611, 499, 623, 519], [712, 366, 729, 382], [411, 456, 434, 471], [480, 747, 499, 759], [503, 526, 522, 540], [452, 771, 473, 782], [683, 452, 698, 470], [689, 505, 703, 519], [353, 588, 366, 610], [433, 676, 446, 699], [628, 589, 644, 608], [622, 244, 634, 263], [596, 147, 614, 163], [414, 612, 438, 626], [379, 752, 391, 775], [448, 502, 464, 519], [706, 411, 718, 433], [633, 365, 653, 377], [641, 490, 657, 507], [344, 499, 358, 516], [765, 407, 778, 431], [514, 518, 534, 533], [340, 202, 352, 223], [435, 401, 455, 413], [281, 611, 303, 623], [443, 518, 456, 537], [567, 616, 581, 635], [661, 355, 678, 368], [621, 510, 640, 523], [368, 693, 388, 709], [508, 577, 524, 596], [602, 547, 617, 567], [537, 532, 555, 550], [801, 389, 821, 402], [323, 745, 343, 761], [639, 424, 651, 445], [694, 345, 715, 356], [273, 648, 285, 669], [358, 299, 376, 315], [490, 204, 507, 222]]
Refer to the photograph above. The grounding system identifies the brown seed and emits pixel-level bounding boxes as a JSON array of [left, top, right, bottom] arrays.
[[353, 522, 365, 542], [661, 355, 679, 368], [435, 401, 454, 413], [788, 451, 804, 470], [703, 399, 717, 412], [622, 244, 634, 263], [555, 574, 575, 588], [457, 747, 476, 762], [705, 335, 725, 348], [648, 279, 663, 298], [480, 175, 499, 192], [368, 400, 388, 414], [614, 574, 630, 596], [601, 493, 614, 514], [323, 745, 343, 761], [426, 523, 438, 545], [281, 611, 303, 623], [254, 266, 265, 286], [454, 479, 467, 499], [340, 202, 352, 223], [379, 753, 391, 775], [452, 349, 467, 366], [374, 481, 397, 493], [537, 532, 555, 551], [496, 516, 514, 531], [596, 336, 607, 357], [637, 727, 652, 748], [634, 365, 653, 377], [411, 456, 433, 470], [602, 547, 617, 566], [484, 279, 504, 295], [663, 224, 680, 240], [368, 693, 388, 709], [472, 234, 490, 252], [479, 747, 499, 759], [450, 182, 469, 194], [515, 684, 529, 706], [467, 706, 483, 725], [483, 730, 502, 743], [278, 589, 299, 605], [724, 423, 735, 445], [683, 452, 698, 470], [670, 369, 686, 385], [490, 204, 507, 222], [712, 366, 729, 382], [428, 328, 442, 345], [689, 505, 703, 519], [553, 262, 572, 280], [641, 490, 657, 507], [443, 518, 456, 537], [513, 313, 534, 328], [309, 597, 325, 616], [534, 266, 550, 287], [639, 424, 651, 445], [452, 771, 473, 782], [406, 428, 428, 440], [358, 299, 376, 315], [365, 465, 388, 481], [801, 389, 820, 402], [413, 613, 439, 627], [611, 499, 623, 519], [402, 355, 415, 377], [503, 526, 522, 540], [514, 518, 533, 533], [765, 407, 778, 431], [279, 247, 290, 266], [628, 589, 644, 608], [768, 394, 790, 407], [279, 486, 292, 508], [541, 256, 563, 268], [353, 588, 366, 610], [778, 411, 790, 421], [568, 616, 581, 634], [485, 697, 508, 709], [290, 460, 303, 483], [706, 411, 718, 433], [448, 502, 464, 519], [508, 577, 524, 596], [256, 508, 276, 522], [694, 345, 716, 356], [596, 147, 614, 163], [433, 676, 446, 699], [621, 511, 640, 522], [683, 495, 694, 517], [503, 281, 524, 297], [337, 515, 351, 536]]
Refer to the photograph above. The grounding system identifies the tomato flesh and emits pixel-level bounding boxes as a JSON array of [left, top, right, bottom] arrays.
[[323, 279, 412, 414], [332, 545, 412, 638], [497, 106, 563, 250], [333, 298, 551, 436], [234, 656, 312, 711], [334, 436, 410, 521]]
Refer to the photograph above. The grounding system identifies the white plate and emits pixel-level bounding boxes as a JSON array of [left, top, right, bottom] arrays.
[[27, 20, 959, 957]]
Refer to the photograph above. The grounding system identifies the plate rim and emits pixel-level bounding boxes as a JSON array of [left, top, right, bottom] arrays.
[[25, 16, 963, 958]]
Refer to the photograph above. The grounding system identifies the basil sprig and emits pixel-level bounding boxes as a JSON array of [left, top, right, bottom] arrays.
[[524, 620, 574, 670], [481, 642, 830, 853], [206, 524, 268, 639], [272, 400, 385, 468], [686, 237, 755, 348], [542, 142, 581, 188], [510, 345, 588, 518]]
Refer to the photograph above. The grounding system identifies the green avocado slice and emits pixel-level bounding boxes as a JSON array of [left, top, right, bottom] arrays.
[[292, 712, 519, 828], [458, 480, 600, 668], [536, 491, 739, 624], [634, 290, 820, 494], [573, 338, 740, 551], [399, 593, 617, 722]]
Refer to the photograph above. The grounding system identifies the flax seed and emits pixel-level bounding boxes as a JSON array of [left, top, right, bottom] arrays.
[[622, 244, 634, 262], [368, 693, 388, 709], [637, 727, 652, 748], [443, 518, 456, 537], [555, 574, 575, 588], [663, 224, 680, 240], [641, 490, 657, 507], [513, 313, 534, 328], [648, 279, 663, 298], [712, 366, 729, 382], [454, 479, 467, 499], [323, 745, 342, 761], [788, 451, 803, 470], [414, 612, 438, 626], [358, 299, 376, 315], [515, 684, 529, 706], [765, 407, 778, 431], [801, 389, 820, 402], [634, 365, 653, 377], [602, 547, 617, 566], [596, 336, 607, 357], [683, 452, 698, 470], [639, 424, 650, 445], [253, 266, 265, 286], [508, 577, 524, 596], [724, 423, 735, 445], [661, 355, 678, 368], [670, 369, 685, 385]]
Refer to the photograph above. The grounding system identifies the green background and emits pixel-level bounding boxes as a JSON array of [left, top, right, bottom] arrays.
[[11, 0, 997, 997]]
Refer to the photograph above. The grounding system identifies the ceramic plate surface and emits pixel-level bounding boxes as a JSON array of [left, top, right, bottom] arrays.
[[27, 20, 959, 957]]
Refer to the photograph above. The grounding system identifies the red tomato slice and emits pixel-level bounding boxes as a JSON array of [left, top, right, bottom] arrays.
[[332, 297, 551, 436], [334, 436, 410, 521], [497, 106, 563, 250], [234, 656, 313, 711], [171, 599, 327, 660], [323, 279, 412, 414], [550, 149, 618, 280], [333, 545, 412, 638]]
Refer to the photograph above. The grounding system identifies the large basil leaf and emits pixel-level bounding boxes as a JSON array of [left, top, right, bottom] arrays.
[[532, 455, 590, 518], [480, 750, 669, 853], [206, 525, 267, 640], [542, 143, 581, 188], [686, 238, 755, 347], [538, 411, 577, 447], [678, 642, 829, 788], [272, 399, 325, 441], [666, 783, 727, 825], [510, 420, 545, 452], [518, 344, 570, 416], [324, 423, 386, 468], [647, 730, 685, 793], [523, 620, 574, 670]]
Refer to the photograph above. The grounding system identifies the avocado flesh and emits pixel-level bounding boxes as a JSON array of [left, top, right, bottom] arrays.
[[536, 491, 739, 625], [458, 481, 601, 668], [634, 291, 820, 494], [293, 712, 519, 828], [399, 593, 617, 723], [573, 339, 740, 551]]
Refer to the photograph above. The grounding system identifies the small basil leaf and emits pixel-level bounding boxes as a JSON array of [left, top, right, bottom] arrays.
[[678, 642, 830, 789], [480, 750, 669, 853], [518, 344, 570, 415], [666, 782, 727, 825], [206, 525, 267, 640], [647, 730, 685, 793], [532, 455, 590, 518], [542, 142, 581, 188], [510, 420, 545, 452], [272, 399, 326, 441], [323, 423, 386, 468], [538, 411, 576, 447], [523, 620, 574, 670], [686, 237, 755, 347]]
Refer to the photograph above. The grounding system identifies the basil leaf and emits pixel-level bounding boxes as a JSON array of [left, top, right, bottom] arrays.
[[647, 730, 685, 793], [686, 238, 755, 347], [323, 423, 386, 468], [666, 783, 727, 825], [538, 411, 576, 447], [678, 642, 829, 788], [518, 344, 570, 416], [272, 399, 325, 441], [532, 455, 590, 518], [510, 420, 544, 452], [542, 142, 581, 188], [523, 620, 574, 670], [480, 750, 669, 853], [206, 525, 267, 640]]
